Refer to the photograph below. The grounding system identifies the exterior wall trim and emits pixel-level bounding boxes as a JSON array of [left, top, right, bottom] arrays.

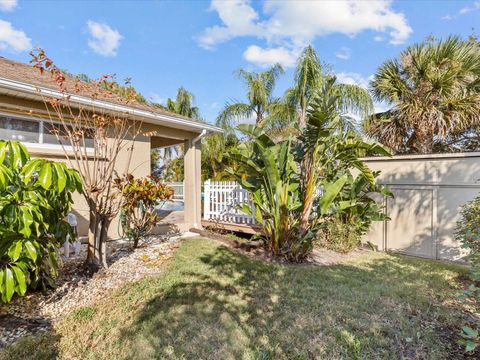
[[362, 152, 480, 162]]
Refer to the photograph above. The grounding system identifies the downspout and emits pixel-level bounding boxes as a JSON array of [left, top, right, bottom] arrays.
[[191, 129, 207, 228]]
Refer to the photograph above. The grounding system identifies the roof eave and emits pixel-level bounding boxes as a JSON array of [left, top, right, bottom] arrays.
[[0, 77, 224, 134]]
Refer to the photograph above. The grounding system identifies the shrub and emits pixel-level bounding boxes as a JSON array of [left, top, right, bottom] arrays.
[[0, 141, 82, 303], [115, 175, 173, 248], [455, 195, 480, 352], [331, 172, 392, 235], [317, 219, 361, 253]]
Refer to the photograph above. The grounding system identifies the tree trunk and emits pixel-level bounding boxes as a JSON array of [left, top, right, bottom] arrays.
[[411, 124, 434, 154], [299, 156, 314, 238], [99, 218, 110, 268], [86, 209, 102, 272], [85, 198, 111, 270]]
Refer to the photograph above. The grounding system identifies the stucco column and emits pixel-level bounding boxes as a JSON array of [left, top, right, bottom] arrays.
[[184, 137, 202, 229]]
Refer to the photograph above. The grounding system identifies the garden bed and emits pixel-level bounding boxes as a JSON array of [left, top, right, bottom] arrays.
[[0, 236, 179, 349]]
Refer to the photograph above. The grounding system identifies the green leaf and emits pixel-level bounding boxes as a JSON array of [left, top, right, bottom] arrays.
[[465, 340, 477, 352], [12, 266, 27, 295], [24, 241, 37, 262], [4, 268, 14, 302], [8, 141, 29, 168], [19, 207, 33, 238], [0, 164, 13, 189], [21, 159, 43, 185], [463, 326, 479, 338], [37, 163, 53, 189], [7, 241, 22, 261], [0, 140, 7, 163], [52, 162, 67, 192], [319, 175, 348, 215]]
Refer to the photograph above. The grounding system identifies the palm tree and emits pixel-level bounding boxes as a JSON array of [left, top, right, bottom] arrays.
[[216, 64, 284, 130], [166, 87, 201, 119], [364, 36, 480, 154], [271, 46, 373, 136], [154, 87, 202, 177], [201, 133, 239, 180]]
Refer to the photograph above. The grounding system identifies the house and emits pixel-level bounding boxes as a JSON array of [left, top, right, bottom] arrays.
[[0, 56, 222, 237]]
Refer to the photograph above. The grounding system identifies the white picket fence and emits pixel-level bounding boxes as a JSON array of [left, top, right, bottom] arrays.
[[167, 182, 184, 200], [203, 180, 256, 224]]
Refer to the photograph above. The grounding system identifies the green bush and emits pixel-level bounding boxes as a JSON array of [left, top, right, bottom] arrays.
[[317, 219, 361, 253], [454, 195, 480, 352], [115, 175, 173, 248], [0, 141, 82, 303]]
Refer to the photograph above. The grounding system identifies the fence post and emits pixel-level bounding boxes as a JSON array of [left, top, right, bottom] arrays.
[[204, 179, 211, 220]]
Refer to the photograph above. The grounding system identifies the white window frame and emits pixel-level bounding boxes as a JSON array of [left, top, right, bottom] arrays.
[[0, 111, 94, 152]]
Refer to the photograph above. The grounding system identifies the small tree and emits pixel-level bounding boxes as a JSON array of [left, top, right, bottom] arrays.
[[115, 175, 173, 248], [31, 49, 142, 269]]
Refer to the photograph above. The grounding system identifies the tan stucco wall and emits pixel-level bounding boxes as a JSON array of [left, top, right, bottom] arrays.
[[26, 132, 151, 239], [362, 153, 480, 261]]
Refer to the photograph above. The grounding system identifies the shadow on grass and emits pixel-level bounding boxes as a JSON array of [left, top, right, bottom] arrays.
[[115, 242, 473, 359]]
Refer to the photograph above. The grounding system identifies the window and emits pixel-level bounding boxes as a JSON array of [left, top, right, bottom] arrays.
[[43, 122, 95, 148], [0, 116, 40, 143], [0, 114, 93, 148]]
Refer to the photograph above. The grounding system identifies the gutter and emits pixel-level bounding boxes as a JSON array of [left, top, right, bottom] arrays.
[[0, 77, 223, 133]]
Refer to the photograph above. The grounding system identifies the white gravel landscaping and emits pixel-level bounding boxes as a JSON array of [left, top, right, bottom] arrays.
[[0, 235, 180, 349]]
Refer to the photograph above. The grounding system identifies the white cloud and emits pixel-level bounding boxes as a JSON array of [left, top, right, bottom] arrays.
[[0, 20, 31, 52], [459, 1, 480, 15], [336, 72, 373, 89], [87, 21, 122, 57], [199, 0, 412, 67], [244, 45, 298, 68], [442, 1, 480, 20], [0, 0, 17, 12], [199, 0, 261, 49], [373, 35, 385, 42], [335, 47, 351, 60]]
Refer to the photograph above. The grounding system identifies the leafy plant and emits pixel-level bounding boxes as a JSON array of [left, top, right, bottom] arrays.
[[0, 141, 82, 303], [115, 175, 173, 248], [227, 79, 390, 262], [330, 171, 392, 235], [455, 195, 480, 352], [229, 125, 303, 260]]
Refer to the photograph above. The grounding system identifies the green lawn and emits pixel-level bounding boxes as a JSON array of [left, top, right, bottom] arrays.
[[1, 237, 471, 359]]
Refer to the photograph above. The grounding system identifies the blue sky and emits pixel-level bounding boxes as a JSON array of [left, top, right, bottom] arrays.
[[0, 0, 478, 123]]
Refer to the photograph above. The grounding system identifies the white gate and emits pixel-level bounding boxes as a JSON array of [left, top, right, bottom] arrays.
[[203, 180, 256, 224]]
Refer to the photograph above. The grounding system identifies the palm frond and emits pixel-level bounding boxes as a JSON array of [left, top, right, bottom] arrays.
[[216, 102, 253, 130]]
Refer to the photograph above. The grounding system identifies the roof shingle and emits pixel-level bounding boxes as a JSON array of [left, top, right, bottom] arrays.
[[0, 56, 209, 126]]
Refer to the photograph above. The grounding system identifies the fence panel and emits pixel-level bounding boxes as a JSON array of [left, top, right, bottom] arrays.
[[203, 180, 256, 224], [167, 182, 184, 200]]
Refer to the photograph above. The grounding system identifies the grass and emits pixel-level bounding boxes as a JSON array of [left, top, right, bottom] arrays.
[[1, 237, 473, 359]]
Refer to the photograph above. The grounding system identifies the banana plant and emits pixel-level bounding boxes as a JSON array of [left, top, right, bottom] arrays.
[[0, 141, 82, 303], [229, 125, 350, 261], [227, 81, 391, 262], [229, 124, 302, 257]]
